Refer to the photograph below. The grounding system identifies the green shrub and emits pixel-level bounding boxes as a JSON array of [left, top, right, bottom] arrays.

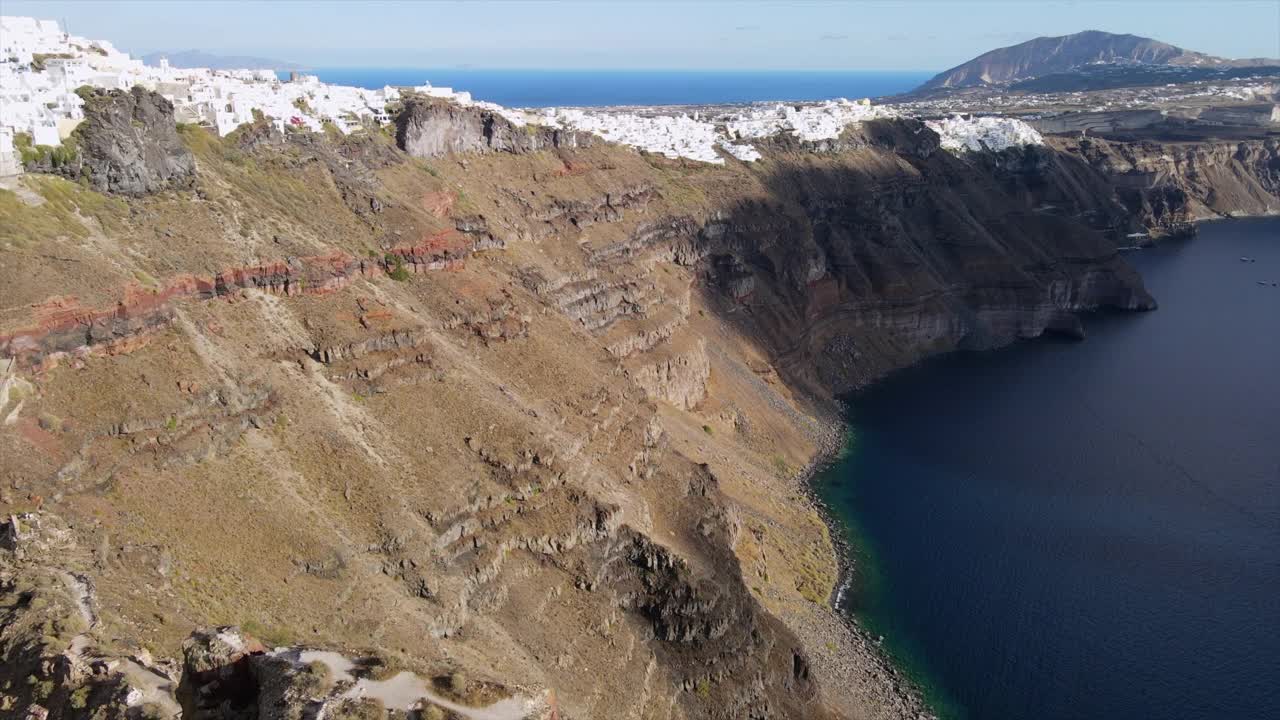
[[448, 671, 468, 695], [327, 698, 385, 720], [70, 685, 91, 709], [385, 254, 411, 282], [771, 454, 790, 476]]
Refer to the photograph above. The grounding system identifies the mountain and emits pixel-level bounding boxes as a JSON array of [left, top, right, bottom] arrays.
[[919, 30, 1271, 90], [140, 49, 302, 70]]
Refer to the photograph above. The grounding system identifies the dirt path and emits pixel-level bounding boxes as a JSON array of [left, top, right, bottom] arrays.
[[293, 650, 535, 720]]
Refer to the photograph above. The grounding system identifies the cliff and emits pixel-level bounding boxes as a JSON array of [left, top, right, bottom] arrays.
[[24, 87, 197, 196], [395, 96, 594, 158], [1048, 134, 1280, 228], [2, 106, 1277, 720]]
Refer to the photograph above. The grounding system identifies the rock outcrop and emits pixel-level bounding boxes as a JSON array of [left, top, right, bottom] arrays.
[[395, 97, 593, 158], [36, 87, 197, 195], [1048, 134, 1280, 231]]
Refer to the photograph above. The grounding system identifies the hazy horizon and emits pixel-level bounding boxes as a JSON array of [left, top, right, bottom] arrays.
[[6, 0, 1278, 72]]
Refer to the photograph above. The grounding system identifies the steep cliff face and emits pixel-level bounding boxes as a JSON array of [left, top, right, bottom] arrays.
[[27, 87, 198, 195], [668, 121, 1155, 393], [2, 112, 1277, 720], [395, 97, 594, 158], [1047, 134, 1280, 229]]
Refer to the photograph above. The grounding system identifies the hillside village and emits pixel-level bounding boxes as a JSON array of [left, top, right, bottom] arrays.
[[1, 15, 1057, 175]]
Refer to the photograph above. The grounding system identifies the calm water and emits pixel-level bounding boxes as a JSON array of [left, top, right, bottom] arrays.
[[288, 68, 931, 107], [815, 218, 1280, 720]]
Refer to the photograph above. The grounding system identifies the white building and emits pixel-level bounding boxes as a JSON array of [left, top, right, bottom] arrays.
[[0, 15, 411, 152], [0, 14, 1050, 171], [0, 126, 21, 175]]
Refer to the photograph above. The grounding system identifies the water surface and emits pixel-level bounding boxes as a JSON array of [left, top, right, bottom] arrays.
[[288, 68, 931, 107], [815, 218, 1280, 720]]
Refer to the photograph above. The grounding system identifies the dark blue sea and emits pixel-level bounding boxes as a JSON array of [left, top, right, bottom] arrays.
[[815, 218, 1280, 720], [285, 68, 932, 107]]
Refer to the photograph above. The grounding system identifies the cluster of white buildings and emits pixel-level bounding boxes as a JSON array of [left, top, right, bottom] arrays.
[[1, 14, 1050, 177], [925, 115, 1045, 153], [723, 98, 894, 141], [506, 99, 918, 165], [0, 16, 428, 168], [539, 108, 762, 164]]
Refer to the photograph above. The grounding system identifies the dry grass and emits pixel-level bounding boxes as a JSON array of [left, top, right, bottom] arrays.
[[0, 176, 129, 249], [1, 126, 853, 717]]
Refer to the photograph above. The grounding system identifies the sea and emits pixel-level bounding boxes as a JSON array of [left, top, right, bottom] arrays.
[[814, 217, 1280, 720], [284, 68, 932, 107]]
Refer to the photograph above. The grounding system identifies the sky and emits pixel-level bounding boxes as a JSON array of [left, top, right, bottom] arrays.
[[6, 0, 1279, 71]]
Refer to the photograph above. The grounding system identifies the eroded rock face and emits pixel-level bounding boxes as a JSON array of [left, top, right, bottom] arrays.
[[630, 339, 710, 410], [1048, 135, 1280, 230], [63, 87, 196, 195], [394, 98, 593, 158], [671, 128, 1158, 394], [602, 463, 827, 720]]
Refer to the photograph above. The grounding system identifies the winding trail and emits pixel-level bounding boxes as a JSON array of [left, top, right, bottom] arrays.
[[291, 650, 534, 720]]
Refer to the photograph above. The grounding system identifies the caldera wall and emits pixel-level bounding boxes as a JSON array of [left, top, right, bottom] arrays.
[[2, 108, 1278, 720]]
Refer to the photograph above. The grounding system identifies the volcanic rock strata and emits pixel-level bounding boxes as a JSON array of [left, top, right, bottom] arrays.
[[2, 106, 1278, 720]]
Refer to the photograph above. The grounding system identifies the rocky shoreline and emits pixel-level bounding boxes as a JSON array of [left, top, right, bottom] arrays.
[[771, 401, 935, 719]]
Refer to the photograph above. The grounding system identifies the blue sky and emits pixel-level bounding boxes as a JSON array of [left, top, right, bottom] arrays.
[[7, 0, 1279, 70]]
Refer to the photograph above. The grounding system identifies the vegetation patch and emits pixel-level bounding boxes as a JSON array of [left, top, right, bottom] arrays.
[[30, 52, 73, 71], [0, 176, 128, 248], [385, 253, 411, 282]]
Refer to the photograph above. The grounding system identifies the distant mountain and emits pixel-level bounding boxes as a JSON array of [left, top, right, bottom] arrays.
[[140, 49, 302, 71], [919, 30, 1277, 91]]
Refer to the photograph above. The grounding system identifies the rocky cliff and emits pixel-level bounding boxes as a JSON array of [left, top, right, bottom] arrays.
[[395, 97, 594, 158], [24, 87, 197, 195], [1048, 134, 1280, 230], [2, 105, 1277, 720]]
